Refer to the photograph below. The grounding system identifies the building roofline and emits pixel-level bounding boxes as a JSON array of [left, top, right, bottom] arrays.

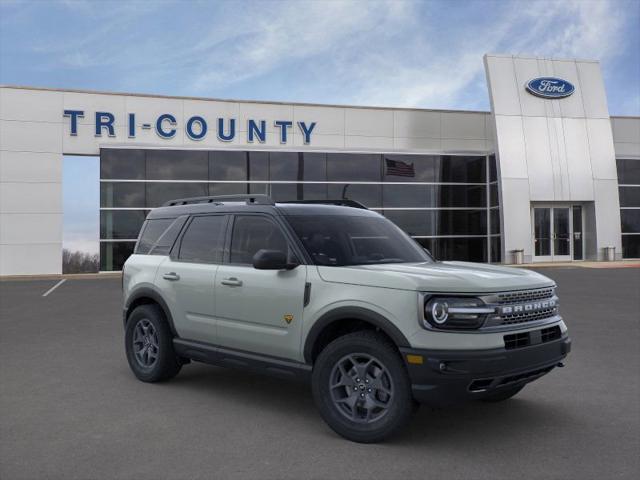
[[0, 84, 490, 115]]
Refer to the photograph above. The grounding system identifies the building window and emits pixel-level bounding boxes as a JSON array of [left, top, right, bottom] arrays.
[[617, 158, 640, 259], [99, 149, 502, 270]]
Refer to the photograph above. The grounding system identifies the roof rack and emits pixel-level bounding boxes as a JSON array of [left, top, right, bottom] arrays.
[[279, 199, 368, 209], [163, 194, 275, 207]]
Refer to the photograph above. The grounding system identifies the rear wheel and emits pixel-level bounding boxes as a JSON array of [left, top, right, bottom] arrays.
[[125, 304, 182, 382], [480, 385, 524, 402], [312, 331, 413, 443]]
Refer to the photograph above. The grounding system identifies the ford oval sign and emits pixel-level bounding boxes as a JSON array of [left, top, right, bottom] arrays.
[[526, 77, 575, 99]]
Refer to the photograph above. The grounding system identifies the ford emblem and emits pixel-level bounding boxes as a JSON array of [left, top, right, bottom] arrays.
[[526, 77, 575, 99]]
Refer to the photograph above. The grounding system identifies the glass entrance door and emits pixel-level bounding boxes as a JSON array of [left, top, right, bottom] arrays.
[[552, 207, 571, 261], [532, 205, 582, 262]]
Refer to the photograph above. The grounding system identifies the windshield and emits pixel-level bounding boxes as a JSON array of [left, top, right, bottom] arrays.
[[286, 214, 432, 266]]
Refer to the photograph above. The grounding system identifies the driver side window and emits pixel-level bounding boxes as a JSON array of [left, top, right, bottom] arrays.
[[229, 216, 289, 265]]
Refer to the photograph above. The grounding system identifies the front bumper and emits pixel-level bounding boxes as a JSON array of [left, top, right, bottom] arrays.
[[400, 335, 571, 406]]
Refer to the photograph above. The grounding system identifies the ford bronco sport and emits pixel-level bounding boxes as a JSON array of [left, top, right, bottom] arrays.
[[122, 194, 571, 443]]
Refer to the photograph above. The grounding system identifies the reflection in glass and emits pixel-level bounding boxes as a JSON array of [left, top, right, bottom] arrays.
[[621, 210, 640, 233], [619, 186, 640, 207], [146, 183, 208, 207], [100, 149, 145, 179], [100, 182, 145, 208], [415, 237, 487, 262], [100, 210, 146, 239], [146, 150, 208, 180], [384, 210, 487, 236], [622, 235, 640, 258], [572, 206, 583, 260], [100, 241, 136, 271], [327, 184, 381, 208], [534, 208, 551, 256], [553, 208, 570, 256], [616, 158, 640, 185], [327, 154, 381, 181]]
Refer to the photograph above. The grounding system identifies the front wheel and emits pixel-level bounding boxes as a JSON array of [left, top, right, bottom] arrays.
[[312, 331, 414, 443], [125, 304, 182, 382]]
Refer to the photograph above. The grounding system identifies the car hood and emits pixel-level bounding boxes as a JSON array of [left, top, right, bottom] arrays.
[[316, 261, 554, 293]]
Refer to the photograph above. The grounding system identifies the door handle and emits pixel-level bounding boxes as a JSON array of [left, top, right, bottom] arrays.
[[221, 277, 243, 287], [162, 272, 180, 281]]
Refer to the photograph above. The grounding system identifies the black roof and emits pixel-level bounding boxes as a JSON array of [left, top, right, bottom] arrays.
[[147, 195, 379, 220]]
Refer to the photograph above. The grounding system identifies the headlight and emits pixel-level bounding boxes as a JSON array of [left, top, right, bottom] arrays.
[[423, 297, 494, 330]]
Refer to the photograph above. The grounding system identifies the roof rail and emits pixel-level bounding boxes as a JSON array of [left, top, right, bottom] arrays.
[[279, 199, 368, 209], [163, 194, 275, 207]]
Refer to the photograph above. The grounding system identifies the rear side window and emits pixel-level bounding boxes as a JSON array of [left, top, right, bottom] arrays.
[[135, 218, 174, 254], [148, 216, 188, 255], [178, 215, 227, 263], [230, 216, 288, 264]]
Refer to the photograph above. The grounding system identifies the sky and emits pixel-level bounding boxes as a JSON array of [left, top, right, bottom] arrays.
[[1, 0, 639, 253]]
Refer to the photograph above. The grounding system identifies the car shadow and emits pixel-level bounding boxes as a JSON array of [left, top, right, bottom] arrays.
[[158, 362, 578, 445]]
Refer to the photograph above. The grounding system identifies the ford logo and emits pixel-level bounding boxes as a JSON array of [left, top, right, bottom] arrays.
[[526, 77, 575, 99]]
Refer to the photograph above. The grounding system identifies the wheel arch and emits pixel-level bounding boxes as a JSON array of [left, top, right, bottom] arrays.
[[303, 307, 410, 364], [124, 287, 177, 337]]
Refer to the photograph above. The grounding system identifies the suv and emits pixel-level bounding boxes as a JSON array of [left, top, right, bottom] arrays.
[[122, 194, 571, 443]]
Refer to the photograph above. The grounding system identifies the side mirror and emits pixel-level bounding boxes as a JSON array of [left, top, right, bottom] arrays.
[[252, 249, 298, 270]]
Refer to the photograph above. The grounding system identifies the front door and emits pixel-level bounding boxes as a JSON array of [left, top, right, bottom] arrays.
[[214, 214, 307, 361], [532, 205, 583, 262]]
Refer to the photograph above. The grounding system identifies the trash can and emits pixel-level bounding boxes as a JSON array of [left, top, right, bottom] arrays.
[[512, 249, 524, 265], [604, 246, 616, 262]]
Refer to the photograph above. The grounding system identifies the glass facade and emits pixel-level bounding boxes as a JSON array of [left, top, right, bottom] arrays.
[[617, 158, 640, 258], [100, 149, 502, 270]]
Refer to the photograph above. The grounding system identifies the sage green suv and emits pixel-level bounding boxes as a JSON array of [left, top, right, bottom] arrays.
[[122, 195, 571, 443]]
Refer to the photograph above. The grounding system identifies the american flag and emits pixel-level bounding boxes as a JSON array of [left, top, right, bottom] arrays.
[[385, 158, 415, 177]]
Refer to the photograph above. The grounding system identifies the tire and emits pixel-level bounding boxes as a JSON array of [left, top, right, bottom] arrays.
[[480, 385, 524, 402], [312, 331, 414, 443], [125, 304, 182, 382]]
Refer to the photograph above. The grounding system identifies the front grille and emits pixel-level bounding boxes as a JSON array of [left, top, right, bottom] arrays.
[[496, 287, 555, 305], [504, 326, 562, 350], [493, 287, 558, 326]]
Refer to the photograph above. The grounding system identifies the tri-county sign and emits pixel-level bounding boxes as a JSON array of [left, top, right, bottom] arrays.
[[525, 77, 575, 99], [63, 110, 317, 144]]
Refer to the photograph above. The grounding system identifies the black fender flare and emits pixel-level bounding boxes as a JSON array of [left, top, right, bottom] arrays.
[[124, 287, 178, 337], [303, 306, 411, 364]]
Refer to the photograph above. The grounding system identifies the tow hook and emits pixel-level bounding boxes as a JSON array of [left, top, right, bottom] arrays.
[[557, 362, 565, 368]]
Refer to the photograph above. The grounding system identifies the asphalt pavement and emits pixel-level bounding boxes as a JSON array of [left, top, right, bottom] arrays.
[[0, 267, 638, 480]]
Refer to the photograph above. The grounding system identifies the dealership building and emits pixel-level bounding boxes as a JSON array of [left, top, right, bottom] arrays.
[[0, 53, 639, 275]]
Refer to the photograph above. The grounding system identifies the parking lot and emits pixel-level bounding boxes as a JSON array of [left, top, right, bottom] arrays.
[[1, 267, 639, 480]]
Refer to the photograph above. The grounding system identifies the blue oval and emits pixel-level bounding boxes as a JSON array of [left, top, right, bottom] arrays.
[[526, 77, 575, 99]]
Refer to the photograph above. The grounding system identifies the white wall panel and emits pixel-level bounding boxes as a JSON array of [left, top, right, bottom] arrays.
[[441, 112, 486, 140], [611, 117, 640, 148], [344, 135, 394, 150], [552, 60, 586, 118], [513, 57, 546, 117], [393, 137, 441, 151], [494, 116, 528, 178], [0, 182, 61, 213], [0, 213, 62, 244], [500, 179, 533, 260], [393, 110, 440, 139], [0, 243, 61, 275], [576, 62, 610, 119], [484, 55, 521, 116], [292, 133, 345, 149], [593, 179, 622, 259], [345, 108, 393, 137], [0, 151, 62, 182], [0, 120, 63, 153], [124, 96, 185, 128], [0, 88, 63, 123], [441, 138, 488, 152], [522, 116, 554, 200], [562, 118, 594, 200], [587, 119, 619, 179], [294, 106, 344, 136]]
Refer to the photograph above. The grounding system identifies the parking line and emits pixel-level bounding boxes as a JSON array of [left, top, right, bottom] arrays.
[[42, 279, 67, 297]]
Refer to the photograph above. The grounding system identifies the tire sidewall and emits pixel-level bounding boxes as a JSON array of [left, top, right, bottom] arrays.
[[125, 304, 179, 382], [312, 332, 413, 443]]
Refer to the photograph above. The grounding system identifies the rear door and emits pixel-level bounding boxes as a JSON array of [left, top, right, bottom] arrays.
[[157, 214, 229, 344], [214, 214, 307, 361]]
